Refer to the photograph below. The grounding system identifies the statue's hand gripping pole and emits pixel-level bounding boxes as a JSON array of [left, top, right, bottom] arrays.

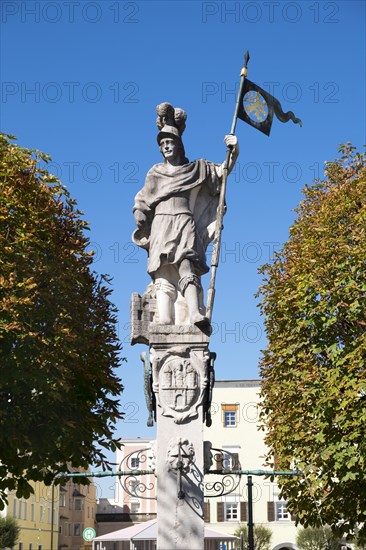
[[206, 51, 250, 323]]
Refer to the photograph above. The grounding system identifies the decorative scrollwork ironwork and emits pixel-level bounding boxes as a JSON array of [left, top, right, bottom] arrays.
[[204, 447, 242, 498], [118, 448, 156, 500], [204, 474, 241, 498]]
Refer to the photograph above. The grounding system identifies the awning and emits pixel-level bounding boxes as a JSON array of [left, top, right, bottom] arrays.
[[93, 519, 236, 542]]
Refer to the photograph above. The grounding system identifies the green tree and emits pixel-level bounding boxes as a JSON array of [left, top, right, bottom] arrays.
[[0, 134, 123, 507], [355, 540, 366, 550], [296, 527, 340, 550], [0, 516, 20, 549], [257, 144, 366, 539], [234, 524, 272, 550], [354, 526, 366, 549]]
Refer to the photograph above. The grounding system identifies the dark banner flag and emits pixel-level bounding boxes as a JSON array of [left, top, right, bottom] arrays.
[[206, 50, 302, 321], [237, 78, 302, 136]]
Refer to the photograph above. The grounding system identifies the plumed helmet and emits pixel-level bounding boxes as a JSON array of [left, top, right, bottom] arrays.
[[156, 102, 187, 144], [157, 124, 181, 143]]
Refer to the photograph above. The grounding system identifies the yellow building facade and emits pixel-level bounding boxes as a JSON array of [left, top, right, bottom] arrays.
[[5, 481, 59, 550], [3, 474, 98, 550], [58, 476, 98, 550]]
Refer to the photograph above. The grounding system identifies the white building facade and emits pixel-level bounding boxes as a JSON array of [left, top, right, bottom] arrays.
[[204, 380, 298, 549]]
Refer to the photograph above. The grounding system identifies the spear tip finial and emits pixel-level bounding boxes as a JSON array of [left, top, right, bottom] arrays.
[[244, 50, 250, 67]]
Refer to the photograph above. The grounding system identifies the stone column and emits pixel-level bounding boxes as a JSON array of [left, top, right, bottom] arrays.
[[149, 325, 211, 550]]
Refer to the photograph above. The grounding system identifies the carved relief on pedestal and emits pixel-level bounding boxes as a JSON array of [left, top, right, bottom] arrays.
[[151, 347, 209, 424], [130, 284, 158, 346], [166, 437, 196, 500], [166, 437, 195, 473]]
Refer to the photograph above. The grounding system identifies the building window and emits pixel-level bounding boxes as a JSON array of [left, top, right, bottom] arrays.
[[225, 502, 238, 521], [18, 500, 22, 519], [39, 505, 44, 523], [222, 404, 239, 427], [23, 501, 27, 521], [74, 498, 83, 511], [216, 447, 240, 472], [130, 502, 140, 513], [74, 523, 82, 536], [13, 498, 17, 518], [224, 411, 237, 426], [19, 544, 23, 550], [223, 452, 233, 470], [130, 457, 140, 469], [59, 493, 66, 507], [276, 501, 290, 520], [31, 503, 35, 522]]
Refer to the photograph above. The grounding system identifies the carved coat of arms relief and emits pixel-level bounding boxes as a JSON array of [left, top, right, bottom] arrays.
[[151, 347, 209, 424]]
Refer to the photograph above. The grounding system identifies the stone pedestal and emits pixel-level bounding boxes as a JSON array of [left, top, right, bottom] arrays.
[[149, 325, 211, 550]]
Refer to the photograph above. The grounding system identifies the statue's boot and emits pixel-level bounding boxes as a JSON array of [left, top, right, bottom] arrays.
[[192, 312, 211, 332], [179, 275, 211, 332], [155, 278, 176, 324]]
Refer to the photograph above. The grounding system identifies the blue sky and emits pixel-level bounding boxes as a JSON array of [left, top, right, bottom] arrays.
[[1, 0, 365, 496]]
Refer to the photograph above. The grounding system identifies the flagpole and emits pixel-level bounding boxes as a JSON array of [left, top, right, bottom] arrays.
[[206, 51, 250, 323]]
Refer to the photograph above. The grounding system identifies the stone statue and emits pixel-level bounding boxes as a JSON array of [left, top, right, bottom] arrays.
[[132, 102, 239, 329]]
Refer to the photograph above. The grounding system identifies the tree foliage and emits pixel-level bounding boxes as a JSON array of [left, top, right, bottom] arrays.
[[234, 524, 272, 550], [257, 144, 366, 539], [0, 516, 20, 549], [296, 527, 341, 550], [0, 134, 123, 506]]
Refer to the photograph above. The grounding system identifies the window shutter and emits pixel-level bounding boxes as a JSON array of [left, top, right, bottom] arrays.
[[240, 501, 247, 522], [267, 502, 275, 522], [217, 502, 224, 522], [215, 453, 223, 471], [204, 502, 210, 523], [231, 453, 239, 471]]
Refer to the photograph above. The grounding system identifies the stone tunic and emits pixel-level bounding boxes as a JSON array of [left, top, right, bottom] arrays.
[[132, 159, 221, 278]]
